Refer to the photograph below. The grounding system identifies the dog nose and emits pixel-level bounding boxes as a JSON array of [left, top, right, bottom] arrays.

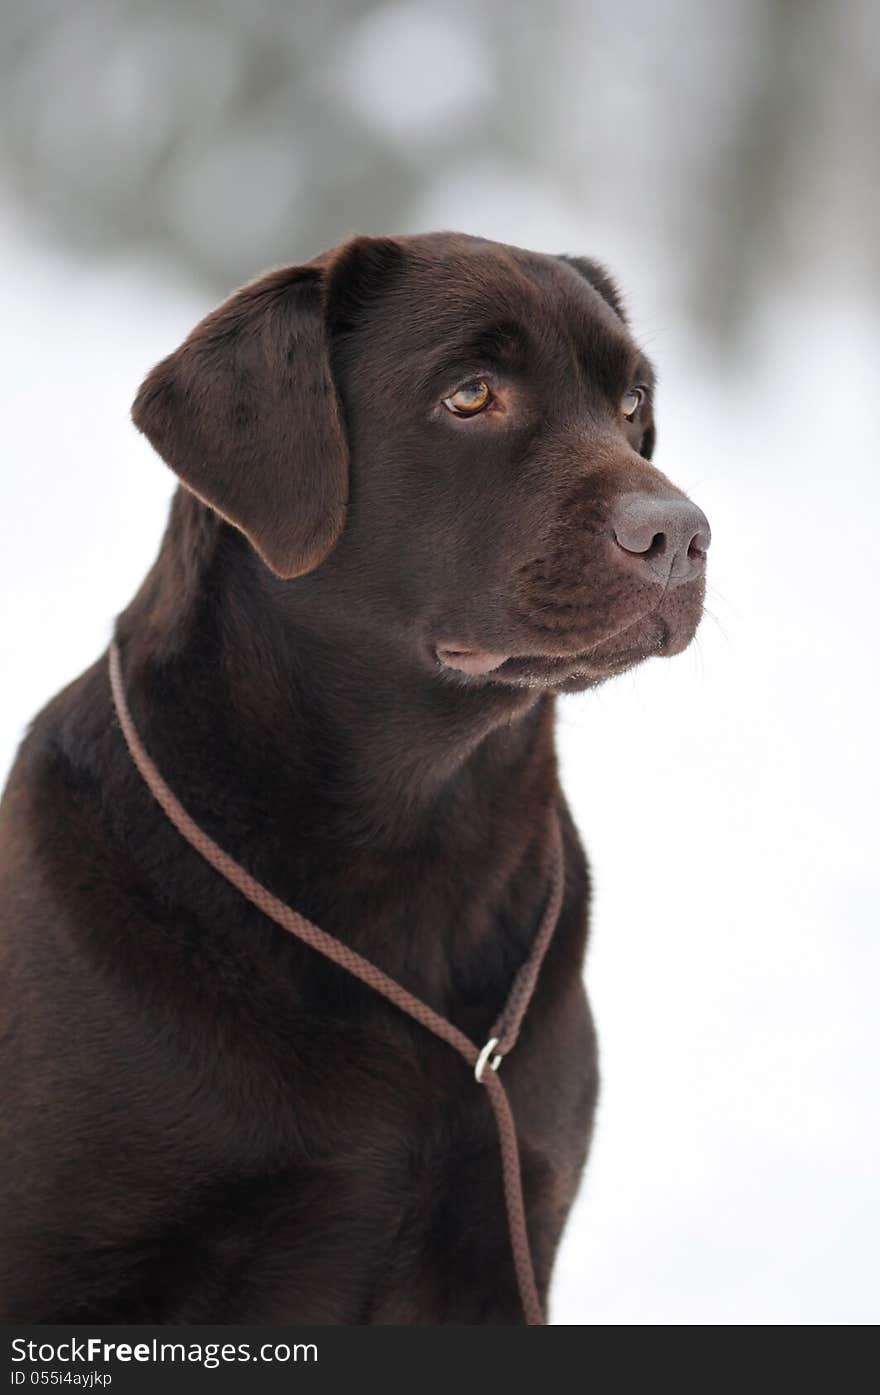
[[611, 492, 711, 587]]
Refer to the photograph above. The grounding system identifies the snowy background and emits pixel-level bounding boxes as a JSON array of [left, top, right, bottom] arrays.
[[1, 0, 878, 1325]]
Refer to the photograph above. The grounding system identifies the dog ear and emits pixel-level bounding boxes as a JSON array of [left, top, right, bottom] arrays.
[[556, 255, 628, 323], [132, 237, 401, 580], [324, 234, 405, 340], [559, 253, 657, 460]]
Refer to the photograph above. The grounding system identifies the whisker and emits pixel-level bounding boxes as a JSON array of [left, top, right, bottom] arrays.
[[700, 607, 730, 645]]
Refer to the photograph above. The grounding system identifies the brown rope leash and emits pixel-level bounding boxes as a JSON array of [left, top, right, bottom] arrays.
[[108, 640, 565, 1325]]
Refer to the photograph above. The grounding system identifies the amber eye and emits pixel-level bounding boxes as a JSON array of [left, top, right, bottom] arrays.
[[621, 387, 645, 420], [443, 379, 492, 416]]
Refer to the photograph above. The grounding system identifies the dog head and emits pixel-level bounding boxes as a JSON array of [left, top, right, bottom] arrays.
[[133, 231, 709, 693]]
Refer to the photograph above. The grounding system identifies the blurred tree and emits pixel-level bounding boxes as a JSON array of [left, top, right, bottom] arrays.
[[0, 0, 875, 345]]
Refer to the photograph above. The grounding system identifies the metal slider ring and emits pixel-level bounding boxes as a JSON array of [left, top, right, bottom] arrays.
[[474, 1036, 503, 1084]]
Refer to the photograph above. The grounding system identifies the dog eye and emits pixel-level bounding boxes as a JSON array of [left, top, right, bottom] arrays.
[[621, 387, 645, 420], [443, 380, 492, 416]]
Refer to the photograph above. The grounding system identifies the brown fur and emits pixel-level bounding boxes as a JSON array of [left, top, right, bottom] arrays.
[[0, 232, 708, 1322]]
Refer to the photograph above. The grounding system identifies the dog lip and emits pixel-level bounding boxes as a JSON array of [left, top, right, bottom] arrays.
[[434, 604, 678, 678], [435, 645, 510, 674], [435, 635, 629, 676]]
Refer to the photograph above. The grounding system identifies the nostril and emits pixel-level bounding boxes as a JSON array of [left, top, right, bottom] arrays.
[[612, 525, 669, 559], [687, 524, 711, 562], [644, 532, 667, 560]]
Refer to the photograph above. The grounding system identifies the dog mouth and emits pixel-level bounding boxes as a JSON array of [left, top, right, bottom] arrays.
[[434, 624, 664, 683], [433, 569, 707, 687], [433, 601, 701, 687]]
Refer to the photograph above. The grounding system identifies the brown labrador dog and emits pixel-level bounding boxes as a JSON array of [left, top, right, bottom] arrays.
[[0, 232, 709, 1323]]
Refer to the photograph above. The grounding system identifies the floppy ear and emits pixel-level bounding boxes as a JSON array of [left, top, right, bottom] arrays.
[[556, 254, 628, 322], [132, 259, 350, 580]]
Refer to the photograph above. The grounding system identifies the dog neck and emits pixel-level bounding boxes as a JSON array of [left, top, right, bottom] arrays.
[[116, 491, 558, 854]]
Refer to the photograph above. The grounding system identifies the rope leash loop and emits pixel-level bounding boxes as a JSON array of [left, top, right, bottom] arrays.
[[108, 640, 564, 1326]]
